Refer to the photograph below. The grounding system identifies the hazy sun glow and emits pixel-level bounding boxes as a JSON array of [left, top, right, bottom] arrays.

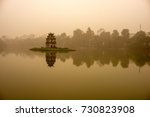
[[0, 0, 150, 37]]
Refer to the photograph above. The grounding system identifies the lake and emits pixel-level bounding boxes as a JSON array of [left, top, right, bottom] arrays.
[[0, 49, 150, 100]]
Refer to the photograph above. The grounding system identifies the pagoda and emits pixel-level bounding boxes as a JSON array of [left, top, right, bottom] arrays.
[[46, 33, 56, 48], [30, 32, 75, 51]]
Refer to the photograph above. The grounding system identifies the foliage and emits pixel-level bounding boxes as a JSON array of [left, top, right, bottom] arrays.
[[57, 28, 150, 50]]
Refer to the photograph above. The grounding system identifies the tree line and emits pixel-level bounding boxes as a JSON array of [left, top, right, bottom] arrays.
[[57, 27, 150, 49], [0, 28, 150, 51]]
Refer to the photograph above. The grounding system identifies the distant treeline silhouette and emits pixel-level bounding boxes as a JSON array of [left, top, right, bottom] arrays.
[[56, 28, 150, 49], [0, 28, 150, 51]]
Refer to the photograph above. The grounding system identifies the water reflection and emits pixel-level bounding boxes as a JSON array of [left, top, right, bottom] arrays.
[[56, 49, 150, 68], [1, 48, 150, 69], [0, 49, 150, 100], [45, 52, 56, 67]]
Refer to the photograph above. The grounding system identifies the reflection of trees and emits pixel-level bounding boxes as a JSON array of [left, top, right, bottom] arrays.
[[45, 52, 56, 67], [0, 39, 6, 53], [57, 49, 150, 68], [71, 51, 94, 68], [120, 57, 129, 68], [129, 49, 149, 67]]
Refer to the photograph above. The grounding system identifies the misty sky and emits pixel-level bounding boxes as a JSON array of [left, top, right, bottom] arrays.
[[0, 0, 150, 37]]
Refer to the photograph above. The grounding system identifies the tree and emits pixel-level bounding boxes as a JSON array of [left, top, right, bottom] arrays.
[[132, 31, 146, 41], [129, 31, 148, 49], [60, 33, 68, 39], [99, 31, 111, 47], [97, 28, 105, 35], [121, 29, 130, 39], [85, 27, 94, 39], [73, 29, 84, 39], [111, 30, 119, 40], [100, 31, 110, 40]]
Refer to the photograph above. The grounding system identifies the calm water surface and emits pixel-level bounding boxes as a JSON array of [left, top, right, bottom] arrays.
[[0, 49, 150, 100]]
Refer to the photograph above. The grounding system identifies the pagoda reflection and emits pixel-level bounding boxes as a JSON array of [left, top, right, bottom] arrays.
[[45, 52, 56, 67]]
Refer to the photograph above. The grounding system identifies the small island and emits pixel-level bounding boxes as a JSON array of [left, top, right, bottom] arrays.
[[30, 33, 75, 52]]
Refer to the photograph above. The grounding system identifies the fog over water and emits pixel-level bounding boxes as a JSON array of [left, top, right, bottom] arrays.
[[0, 0, 150, 37]]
